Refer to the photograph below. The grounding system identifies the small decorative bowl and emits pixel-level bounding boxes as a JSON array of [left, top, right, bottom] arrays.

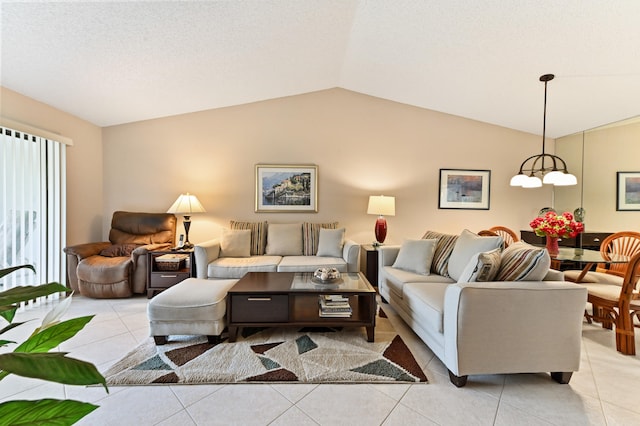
[[312, 267, 341, 284]]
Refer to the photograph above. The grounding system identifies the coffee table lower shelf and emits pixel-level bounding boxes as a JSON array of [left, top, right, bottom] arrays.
[[227, 291, 376, 343]]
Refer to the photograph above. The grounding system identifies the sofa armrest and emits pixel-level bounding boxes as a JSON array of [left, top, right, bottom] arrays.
[[194, 239, 221, 279], [378, 245, 401, 267], [343, 240, 360, 272], [543, 268, 565, 281], [443, 280, 587, 377]]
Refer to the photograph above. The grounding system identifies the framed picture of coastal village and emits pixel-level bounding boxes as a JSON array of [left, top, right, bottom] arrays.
[[255, 164, 318, 212]]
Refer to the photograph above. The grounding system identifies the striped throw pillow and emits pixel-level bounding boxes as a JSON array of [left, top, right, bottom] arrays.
[[495, 241, 550, 281], [303, 222, 338, 255], [421, 230, 459, 277], [230, 221, 267, 255]]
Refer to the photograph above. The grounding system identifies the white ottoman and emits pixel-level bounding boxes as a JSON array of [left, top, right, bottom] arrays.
[[147, 278, 237, 345]]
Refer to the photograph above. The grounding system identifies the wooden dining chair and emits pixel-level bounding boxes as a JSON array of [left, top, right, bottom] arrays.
[[584, 251, 640, 355], [488, 226, 519, 248], [563, 231, 640, 342], [564, 231, 640, 285]]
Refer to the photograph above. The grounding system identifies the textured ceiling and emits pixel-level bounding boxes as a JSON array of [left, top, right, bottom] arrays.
[[1, 0, 639, 137]]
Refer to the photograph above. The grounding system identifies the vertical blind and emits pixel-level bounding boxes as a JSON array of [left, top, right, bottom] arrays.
[[0, 126, 66, 298]]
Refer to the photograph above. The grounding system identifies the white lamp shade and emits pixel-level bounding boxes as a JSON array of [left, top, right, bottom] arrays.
[[554, 173, 578, 186], [509, 173, 528, 186], [542, 170, 565, 185], [522, 176, 542, 188], [367, 195, 395, 216], [167, 193, 206, 214]]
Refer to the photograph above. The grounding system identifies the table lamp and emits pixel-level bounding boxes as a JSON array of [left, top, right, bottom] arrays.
[[167, 193, 206, 249], [367, 195, 395, 246]]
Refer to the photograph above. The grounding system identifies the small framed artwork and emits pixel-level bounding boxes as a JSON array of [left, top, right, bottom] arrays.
[[616, 171, 640, 211], [255, 164, 318, 212], [438, 169, 491, 210]]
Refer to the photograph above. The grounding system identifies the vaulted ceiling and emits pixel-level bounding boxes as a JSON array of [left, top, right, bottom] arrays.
[[2, 1, 639, 138]]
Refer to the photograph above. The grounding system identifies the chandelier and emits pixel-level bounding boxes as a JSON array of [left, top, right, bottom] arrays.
[[510, 74, 577, 188]]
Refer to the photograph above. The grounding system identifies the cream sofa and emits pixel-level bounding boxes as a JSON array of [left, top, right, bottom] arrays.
[[195, 221, 359, 280], [378, 230, 588, 387]]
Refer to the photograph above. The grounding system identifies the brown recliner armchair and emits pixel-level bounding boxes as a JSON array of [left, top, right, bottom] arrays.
[[64, 211, 177, 298]]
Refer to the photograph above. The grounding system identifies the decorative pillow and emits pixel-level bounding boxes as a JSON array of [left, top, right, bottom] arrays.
[[265, 223, 303, 256], [230, 220, 267, 255], [495, 241, 551, 281], [316, 228, 345, 257], [302, 222, 338, 255], [421, 230, 459, 277], [392, 239, 438, 275], [99, 244, 140, 257], [457, 248, 502, 283], [220, 229, 251, 257], [447, 229, 503, 281]]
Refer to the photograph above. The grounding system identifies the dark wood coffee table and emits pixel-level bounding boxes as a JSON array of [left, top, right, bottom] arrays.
[[226, 272, 377, 342]]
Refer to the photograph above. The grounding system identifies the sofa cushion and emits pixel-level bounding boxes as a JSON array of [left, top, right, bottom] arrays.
[[392, 239, 437, 275], [496, 241, 551, 281], [457, 248, 501, 283], [403, 282, 450, 334], [421, 230, 459, 277], [220, 229, 251, 257], [208, 256, 281, 279], [316, 228, 345, 258], [230, 220, 267, 255], [382, 265, 454, 298], [277, 256, 348, 272], [266, 223, 303, 256], [302, 222, 338, 255], [448, 229, 503, 281]]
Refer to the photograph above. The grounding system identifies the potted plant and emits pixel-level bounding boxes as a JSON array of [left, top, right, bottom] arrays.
[[0, 265, 107, 425]]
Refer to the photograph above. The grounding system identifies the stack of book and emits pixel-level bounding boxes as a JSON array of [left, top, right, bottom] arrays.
[[318, 294, 352, 318]]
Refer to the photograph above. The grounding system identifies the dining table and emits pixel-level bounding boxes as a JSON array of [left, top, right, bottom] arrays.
[[552, 247, 631, 282]]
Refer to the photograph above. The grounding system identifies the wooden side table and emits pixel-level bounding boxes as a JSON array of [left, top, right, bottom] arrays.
[[147, 249, 195, 298], [360, 244, 379, 287]]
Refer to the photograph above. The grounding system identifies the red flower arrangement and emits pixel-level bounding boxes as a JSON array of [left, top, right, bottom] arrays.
[[530, 211, 584, 238]]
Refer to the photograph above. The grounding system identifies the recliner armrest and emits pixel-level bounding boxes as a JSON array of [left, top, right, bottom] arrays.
[[63, 242, 112, 260], [194, 239, 221, 278]]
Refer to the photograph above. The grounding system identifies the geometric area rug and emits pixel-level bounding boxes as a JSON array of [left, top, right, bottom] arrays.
[[103, 308, 428, 385]]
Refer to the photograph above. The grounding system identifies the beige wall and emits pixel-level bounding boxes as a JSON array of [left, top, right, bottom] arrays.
[[556, 120, 640, 232], [0, 87, 104, 245], [103, 88, 551, 245]]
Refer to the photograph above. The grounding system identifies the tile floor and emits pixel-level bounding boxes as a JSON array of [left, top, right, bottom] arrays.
[[1, 294, 640, 425]]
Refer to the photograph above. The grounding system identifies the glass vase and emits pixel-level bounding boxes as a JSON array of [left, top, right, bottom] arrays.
[[545, 236, 559, 257]]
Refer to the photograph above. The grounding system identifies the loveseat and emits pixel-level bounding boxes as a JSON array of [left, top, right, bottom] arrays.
[[195, 221, 359, 280], [378, 229, 588, 387]]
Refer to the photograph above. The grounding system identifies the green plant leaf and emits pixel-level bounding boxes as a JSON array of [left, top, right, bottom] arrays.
[[0, 352, 107, 391], [0, 339, 16, 347], [0, 398, 99, 426], [0, 283, 70, 306], [0, 305, 18, 323], [0, 264, 35, 280], [1, 320, 28, 336], [14, 316, 94, 353]]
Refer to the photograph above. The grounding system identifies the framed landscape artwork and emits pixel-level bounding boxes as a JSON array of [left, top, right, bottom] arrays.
[[616, 171, 640, 211], [255, 164, 318, 212], [438, 169, 491, 210]]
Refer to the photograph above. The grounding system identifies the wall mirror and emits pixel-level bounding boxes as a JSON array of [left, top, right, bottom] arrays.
[[554, 116, 640, 232]]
